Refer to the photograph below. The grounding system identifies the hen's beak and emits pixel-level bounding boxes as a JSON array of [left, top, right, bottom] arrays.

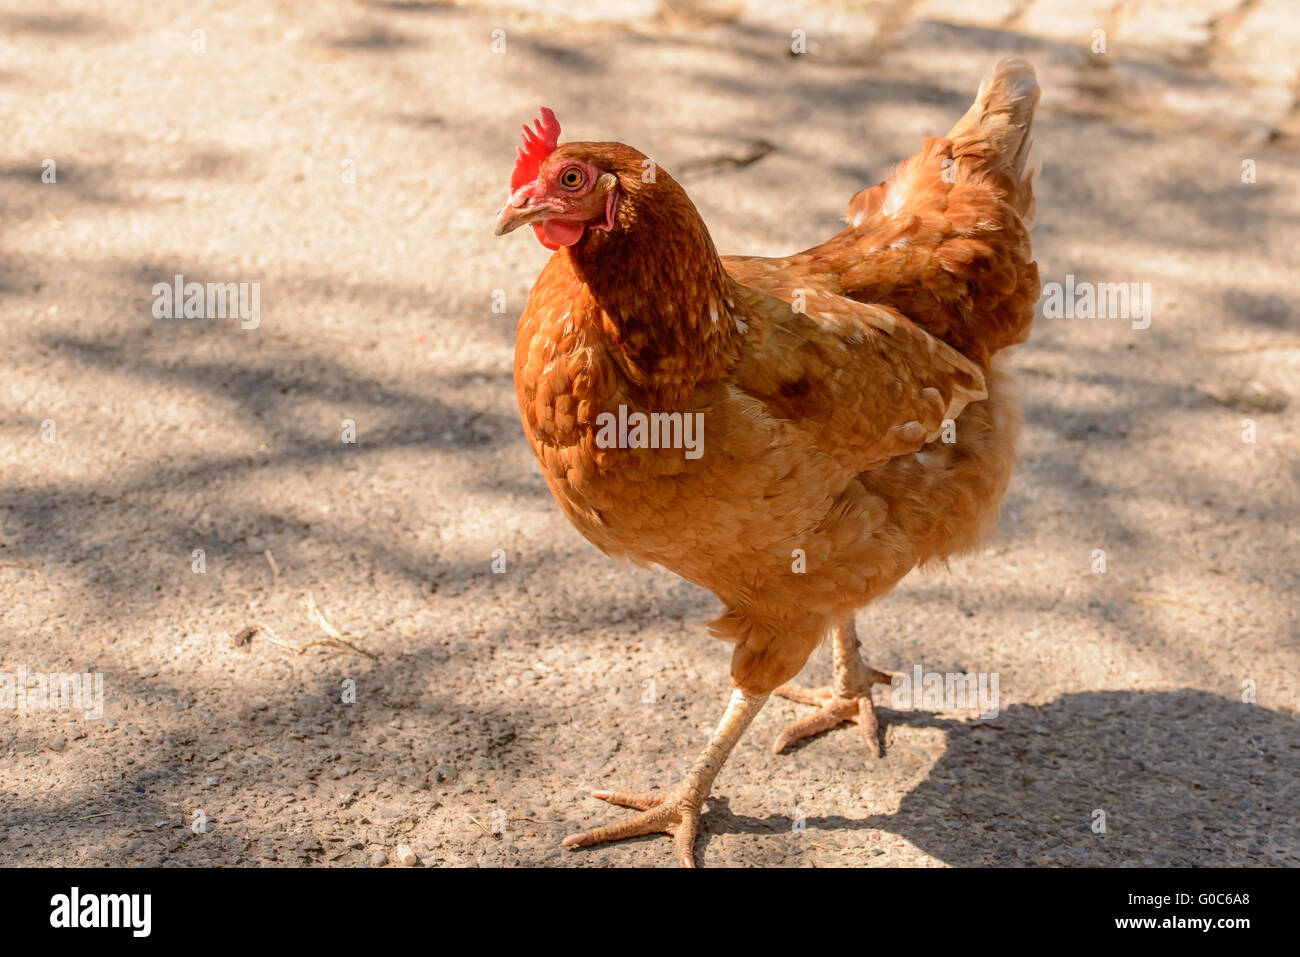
[[495, 197, 556, 237]]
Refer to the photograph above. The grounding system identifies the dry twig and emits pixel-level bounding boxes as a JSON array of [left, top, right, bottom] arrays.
[[302, 591, 378, 660]]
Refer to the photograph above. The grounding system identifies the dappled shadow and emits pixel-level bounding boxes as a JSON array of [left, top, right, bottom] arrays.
[[0, 638, 566, 865], [328, 25, 424, 51], [363, 0, 457, 13], [1, 312, 519, 620], [0, 11, 120, 38]]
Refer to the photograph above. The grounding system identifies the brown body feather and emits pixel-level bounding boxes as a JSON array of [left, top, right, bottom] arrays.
[[514, 59, 1040, 693]]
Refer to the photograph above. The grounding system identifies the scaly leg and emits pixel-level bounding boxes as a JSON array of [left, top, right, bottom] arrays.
[[771, 616, 893, 756], [562, 688, 767, 867]]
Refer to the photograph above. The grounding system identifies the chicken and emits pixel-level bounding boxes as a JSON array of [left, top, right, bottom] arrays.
[[494, 59, 1040, 866]]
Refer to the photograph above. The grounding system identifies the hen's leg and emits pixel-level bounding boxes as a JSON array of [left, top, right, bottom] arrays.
[[562, 688, 767, 867], [771, 616, 893, 756]]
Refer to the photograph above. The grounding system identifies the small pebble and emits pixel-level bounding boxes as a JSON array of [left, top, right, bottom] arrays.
[[394, 844, 418, 867]]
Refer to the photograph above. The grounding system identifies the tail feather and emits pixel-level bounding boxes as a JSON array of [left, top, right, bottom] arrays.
[[844, 58, 1039, 230], [946, 57, 1040, 222], [832, 59, 1042, 368]]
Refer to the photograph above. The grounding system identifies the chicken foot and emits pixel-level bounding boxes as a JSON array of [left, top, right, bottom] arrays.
[[562, 688, 768, 867], [771, 617, 894, 756]]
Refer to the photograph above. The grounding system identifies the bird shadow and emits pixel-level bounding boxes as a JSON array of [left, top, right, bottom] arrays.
[[693, 689, 1297, 867]]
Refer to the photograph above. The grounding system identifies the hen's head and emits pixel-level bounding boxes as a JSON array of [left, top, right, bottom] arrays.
[[494, 108, 655, 252]]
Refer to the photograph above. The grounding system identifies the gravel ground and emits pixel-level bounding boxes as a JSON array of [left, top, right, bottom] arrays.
[[1, 0, 1297, 867]]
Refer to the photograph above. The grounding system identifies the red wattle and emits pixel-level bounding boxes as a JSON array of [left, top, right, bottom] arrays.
[[542, 219, 586, 247], [531, 223, 561, 250]]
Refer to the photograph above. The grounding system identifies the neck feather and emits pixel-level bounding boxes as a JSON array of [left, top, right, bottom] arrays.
[[566, 181, 742, 407]]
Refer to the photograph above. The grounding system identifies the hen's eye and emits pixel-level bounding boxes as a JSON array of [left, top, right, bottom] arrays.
[[560, 167, 584, 189]]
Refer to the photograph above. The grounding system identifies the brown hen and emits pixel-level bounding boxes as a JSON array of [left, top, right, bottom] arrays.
[[495, 59, 1040, 866]]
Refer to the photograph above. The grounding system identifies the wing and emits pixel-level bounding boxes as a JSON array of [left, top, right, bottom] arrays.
[[724, 269, 988, 476]]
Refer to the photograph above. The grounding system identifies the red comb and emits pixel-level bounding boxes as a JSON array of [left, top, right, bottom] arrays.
[[510, 107, 560, 192]]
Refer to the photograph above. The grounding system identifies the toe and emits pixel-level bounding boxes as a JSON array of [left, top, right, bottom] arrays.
[[563, 804, 672, 848], [857, 696, 883, 758], [592, 789, 667, 811], [773, 684, 832, 706], [673, 811, 700, 867], [772, 698, 857, 753], [865, 667, 894, 686]]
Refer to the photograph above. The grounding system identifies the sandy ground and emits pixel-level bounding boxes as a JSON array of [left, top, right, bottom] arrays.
[[1, 0, 1297, 867]]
